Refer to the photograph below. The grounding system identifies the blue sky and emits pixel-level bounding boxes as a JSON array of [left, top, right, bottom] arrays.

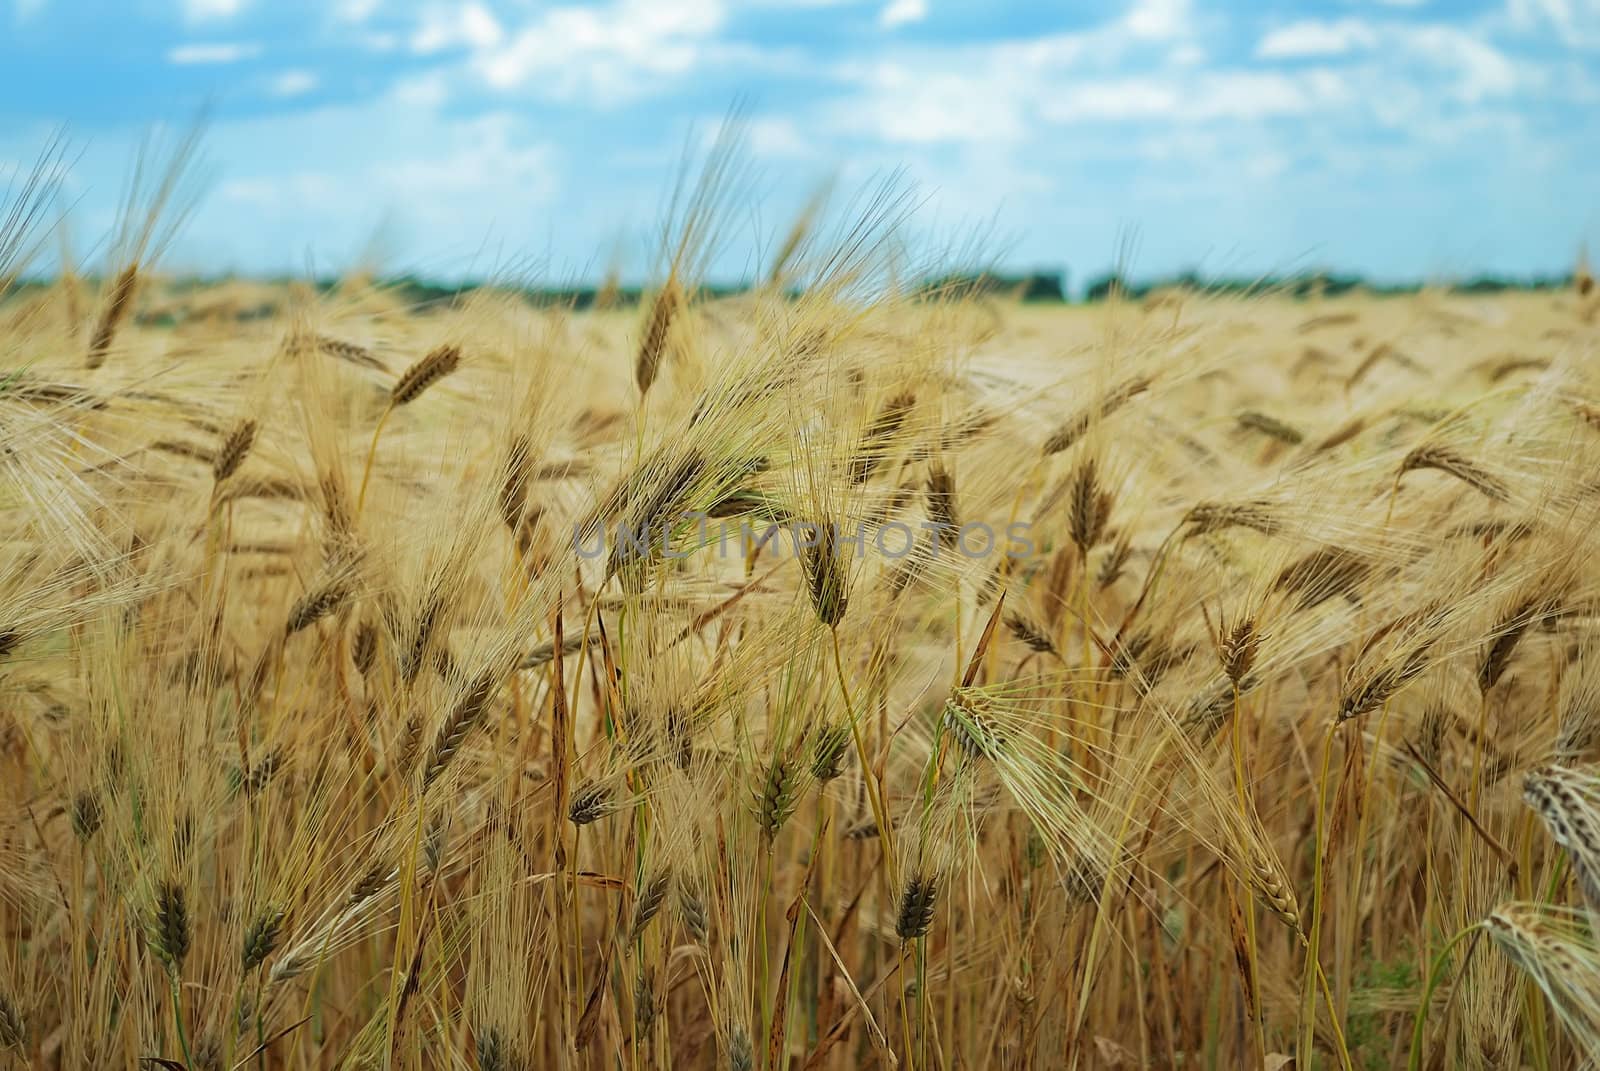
[[3, 0, 1597, 287]]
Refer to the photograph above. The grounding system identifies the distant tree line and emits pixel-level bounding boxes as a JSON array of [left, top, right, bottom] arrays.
[[6, 268, 1583, 322], [304, 268, 1597, 306], [1077, 269, 1577, 302]]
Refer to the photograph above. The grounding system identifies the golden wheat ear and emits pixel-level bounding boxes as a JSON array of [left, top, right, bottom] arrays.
[[1485, 903, 1600, 1064], [390, 343, 461, 407], [85, 117, 208, 369]]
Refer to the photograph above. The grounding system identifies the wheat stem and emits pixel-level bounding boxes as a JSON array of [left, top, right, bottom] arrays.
[[354, 403, 394, 518], [1407, 923, 1482, 1071], [170, 974, 194, 1071], [830, 627, 897, 887]]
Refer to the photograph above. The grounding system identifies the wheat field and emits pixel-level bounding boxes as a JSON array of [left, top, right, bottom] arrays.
[[3, 136, 1600, 1070]]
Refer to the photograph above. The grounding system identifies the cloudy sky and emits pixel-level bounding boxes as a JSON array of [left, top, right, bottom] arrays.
[[3, 0, 1597, 288]]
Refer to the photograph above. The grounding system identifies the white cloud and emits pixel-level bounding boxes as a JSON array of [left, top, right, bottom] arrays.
[[1046, 70, 1349, 122], [1257, 19, 1379, 58], [168, 42, 261, 64], [14, 0, 47, 20], [390, 72, 451, 108], [188, 93, 562, 273], [1051, 79, 1180, 121], [183, 0, 246, 19], [1122, 0, 1190, 41], [381, 114, 556, 201], [746, 116, 810, 157], [1252, 20, 1520, 101], [879, 0, 926, 29], [336, 0, 381, 20], [411, 2, 504, 54], [269, 69, 318, 96], [832, 0, 1364, 149], [841, 61, 1030, 143], [219, 172, 340, 208], [831, 8, 1196, 146], [1400, 25, 1518, 99], [471, 0, 725, 99], [1507, 0, 1600, 47]]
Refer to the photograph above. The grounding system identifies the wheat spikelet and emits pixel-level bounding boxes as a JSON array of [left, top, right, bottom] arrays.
[[400, 594, 443, 684], [568, 783, 612, 826], [347, 861, 391, 908], [896, 871, 938, 940], [1246, 848, 1302, 938], [85, 263, 137, 369], [757, 753, 800, 839], [498, 434, 533, 531], [1110, 629, 1182, 690], [242, 906, 286, 972], [1399, 443, 1508, 501], [1184, 676, 1256, 738], [1273, 546, 1370, 610], [844, 818, 883, 840], [391, 712, 422, 779], [212, 418, 257, 483], [1479, 595, 1550, 694], [1097, 531, 1134, 588], [3, 373, 104, 410], [243, 746, 286, 794], [1005, 611, 1057, 655], [801, 520, 849, 626], [1042, 374, 1151, 456], [421, 670, 499, 788], [942, 691, 1006, 762], [391, 344, 461, 406], [1484, 903, 1600, 1063], [604, 452, 708, 577], [634, 279, 680, 396], [629, 871, 672, 941], [520, 632, 589, 670], [285, 579, 348, 635], [1185, 500, 1281, 538], [423, 812, 447, 873], [0, 992, 24, 1052], [475, 1025, 524, 1071], [1067, 457, 1113, 555], [351, 620, 378, 675], [216, 474, 305, 504], [810, 721, 851, 781], [1060, 851, 1106, 906], [728, 1027, 754, 1071], [1557, 658, 1600, 762], [316, 334, 385, 371], [150, 880, 191, 970], [1523, 766, 1600, 913], [1219, 617, 1259, 686], [1297, 311, 1358, 333], [1236, 409, 1304, 444], [925, 463, 958, 546], [1339, 642, 1432, 722], [70, 790, 102, 842], [634, 969, 657, 1033], [848, 391, 915, 483]]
